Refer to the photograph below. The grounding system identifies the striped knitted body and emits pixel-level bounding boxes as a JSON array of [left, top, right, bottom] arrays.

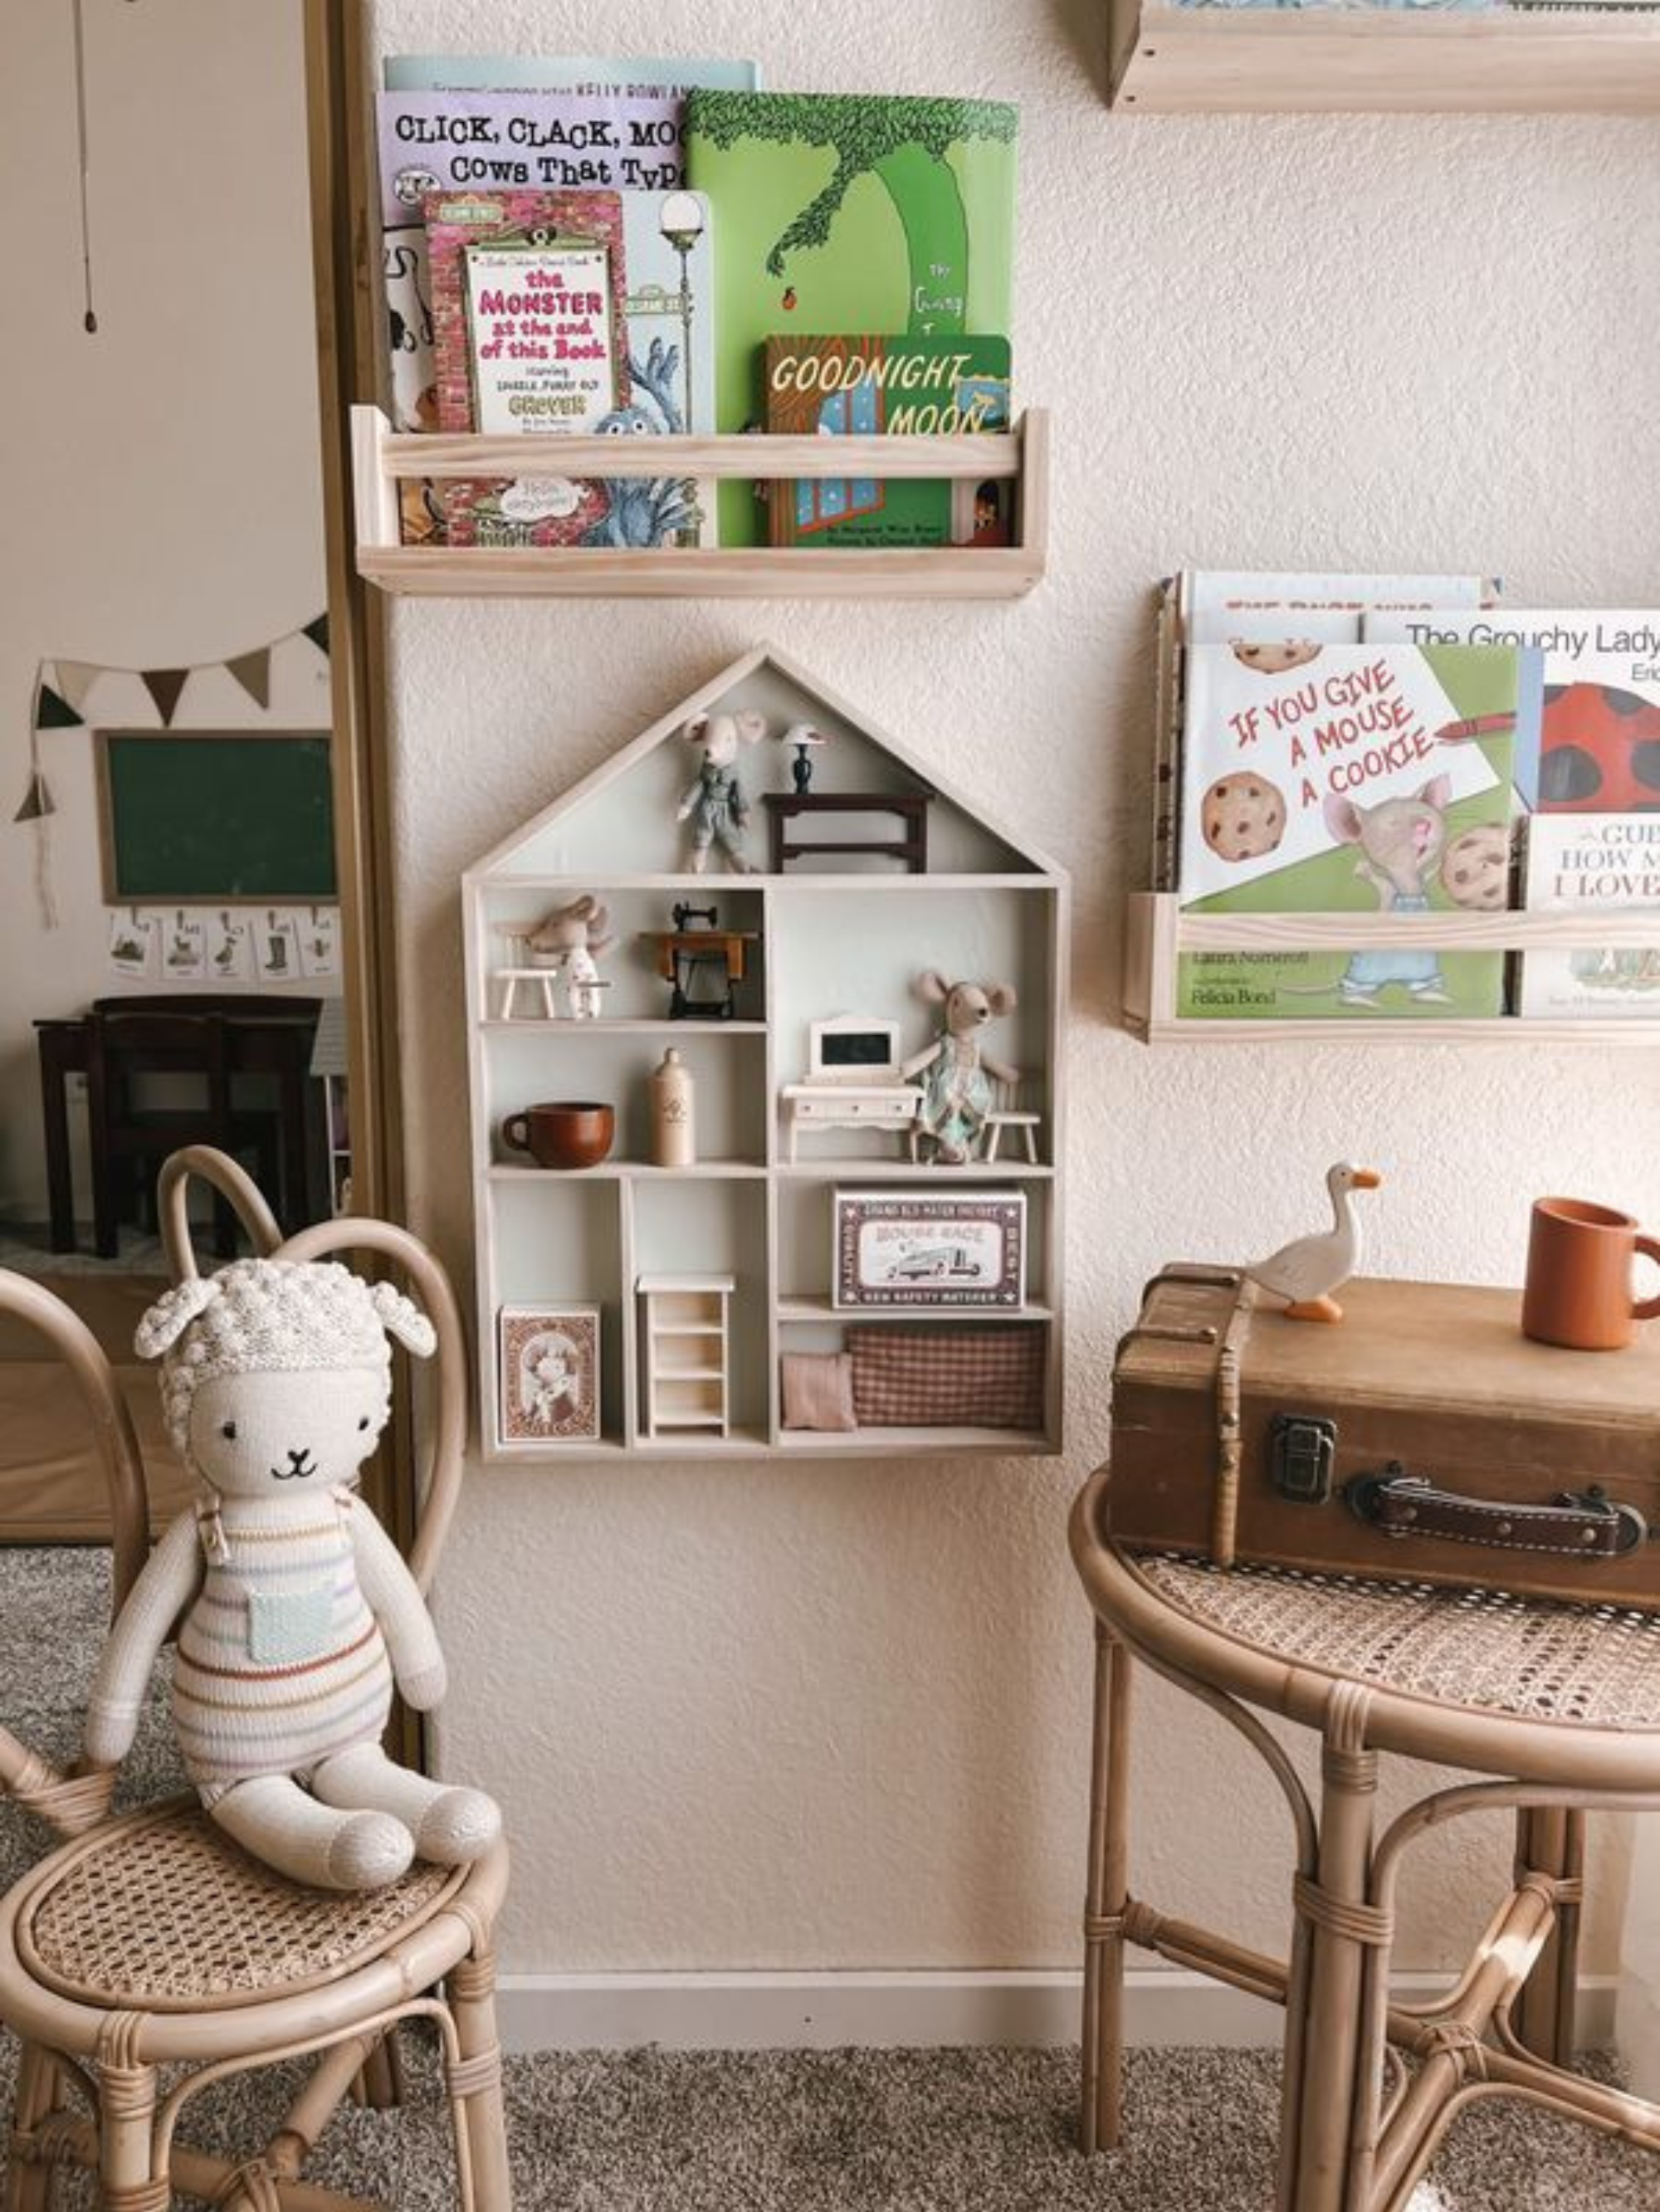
[[172, 1492, 393, 1803]]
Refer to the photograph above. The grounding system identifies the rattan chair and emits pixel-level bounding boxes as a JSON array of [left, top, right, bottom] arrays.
[[0, 1147, 511, 2212], [1071, 1461, 1660, 2212]]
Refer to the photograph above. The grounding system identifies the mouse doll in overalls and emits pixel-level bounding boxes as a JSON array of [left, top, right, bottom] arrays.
[[676, 710, 767, 873], [85, 1257, 501, 1891]]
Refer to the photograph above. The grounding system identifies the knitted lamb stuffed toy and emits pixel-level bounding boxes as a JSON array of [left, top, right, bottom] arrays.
[[85, 1257, 501, 1892]]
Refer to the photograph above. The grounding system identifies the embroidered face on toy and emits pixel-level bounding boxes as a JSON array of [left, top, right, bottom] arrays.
[[135, 1259, 436, 1501], [681, 710, 767, 772], [916, 970, 1018, 1039]]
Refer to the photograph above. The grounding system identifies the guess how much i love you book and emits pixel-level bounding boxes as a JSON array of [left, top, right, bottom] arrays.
[[1175, 643, 1530, 1020]]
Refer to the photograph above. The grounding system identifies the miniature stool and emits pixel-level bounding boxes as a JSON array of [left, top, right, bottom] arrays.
[[1070, 1462, 1660, 2211]]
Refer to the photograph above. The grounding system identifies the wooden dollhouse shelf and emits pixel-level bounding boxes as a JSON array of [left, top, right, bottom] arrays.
[[350, 406, 1048, 601], [1106, 0, 1660, 111], [1125, 893, 1660, 1044]]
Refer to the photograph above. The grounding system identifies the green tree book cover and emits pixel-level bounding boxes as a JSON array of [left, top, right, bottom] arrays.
[[686, 90, 1018, 546], [764, 334, 1011, 548], [1176, 644, 1526, 1022]]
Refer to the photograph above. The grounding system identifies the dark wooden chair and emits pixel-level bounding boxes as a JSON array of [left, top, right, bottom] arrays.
[[81, 1011, 281, 1259]]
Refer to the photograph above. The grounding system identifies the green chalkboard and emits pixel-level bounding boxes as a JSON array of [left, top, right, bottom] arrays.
[[96, 732, 337, 901]]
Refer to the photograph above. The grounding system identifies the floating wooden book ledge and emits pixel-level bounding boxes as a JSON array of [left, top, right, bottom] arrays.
[[1106, 0, 1660, 113], [1124, 893, 1660, 1046], [350, 405, 1049, 601]]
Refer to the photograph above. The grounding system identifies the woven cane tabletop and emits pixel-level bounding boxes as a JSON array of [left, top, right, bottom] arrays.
[[1132, 1552, 1660, 1731], [19, 1799, 465, 2011]]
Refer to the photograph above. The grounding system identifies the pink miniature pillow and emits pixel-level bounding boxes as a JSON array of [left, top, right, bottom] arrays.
[[781, 1351, 858, 1433]]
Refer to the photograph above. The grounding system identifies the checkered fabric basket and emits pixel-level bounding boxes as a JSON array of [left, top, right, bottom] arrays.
[[847, 1326, 1045, 1430]]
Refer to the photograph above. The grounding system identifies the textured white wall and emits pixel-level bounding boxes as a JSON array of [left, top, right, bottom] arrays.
[[371, 0, 1660, 1985], [0, 0, 324, 1218]]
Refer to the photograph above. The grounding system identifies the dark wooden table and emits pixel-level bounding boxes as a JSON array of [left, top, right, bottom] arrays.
[[36, 998, 321, 1256], [761, 789, 935, 873]]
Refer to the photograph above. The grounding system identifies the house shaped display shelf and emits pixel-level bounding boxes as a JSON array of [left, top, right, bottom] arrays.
[[350, 406, 1048, 602], [1105, 0, 1660, 112], [464, 646, 1069, 1462]]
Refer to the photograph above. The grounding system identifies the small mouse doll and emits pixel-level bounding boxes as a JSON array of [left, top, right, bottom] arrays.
[[85, 1257, 500, 1892]]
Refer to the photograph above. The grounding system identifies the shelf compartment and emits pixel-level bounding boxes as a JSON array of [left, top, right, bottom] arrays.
[[1106, 0, 1660, 113], [1125, 892, 1660, 1046], [777, 1296, 1055, 1325], [352, 405, 1048, 601]]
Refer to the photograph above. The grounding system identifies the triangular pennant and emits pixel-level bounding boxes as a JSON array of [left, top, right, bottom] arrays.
[[141, 668, 190, 725], [226, 647, 271, 710], [35, 682, 81, 730], [13, 771, 54, 822], [52, 660, 101, 713], [302, 613, 330, 656]]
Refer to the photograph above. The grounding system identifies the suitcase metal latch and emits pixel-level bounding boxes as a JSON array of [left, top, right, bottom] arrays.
[[1271, 1414, 1336, 1505]]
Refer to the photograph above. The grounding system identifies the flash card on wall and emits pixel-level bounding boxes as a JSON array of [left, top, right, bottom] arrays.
[[160, 910, 208, 980], [260, 910, 300, 981], [108, 910, 154, 978], [208, 911, 252, 980], [298, 906, 341, 979]]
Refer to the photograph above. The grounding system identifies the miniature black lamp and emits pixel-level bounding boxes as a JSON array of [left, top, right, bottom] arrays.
[[779, 723, 831, 794]]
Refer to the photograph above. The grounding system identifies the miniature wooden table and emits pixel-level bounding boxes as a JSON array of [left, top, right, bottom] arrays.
[[761, 790, 935, 874], [779, 1082, 920, 1160]]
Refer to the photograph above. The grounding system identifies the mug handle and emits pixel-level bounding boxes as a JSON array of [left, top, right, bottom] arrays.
[[503, 1112, 529, 1155], [1634, 1234, 1660, 1321]]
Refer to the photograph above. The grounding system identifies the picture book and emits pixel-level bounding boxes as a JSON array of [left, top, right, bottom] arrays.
[[762, 334, 1012, 549], [1518, 814, 1660, 1018], [1363, 608, 1660, 814], [1175, 642, 1526, 1020], [424, 188, 715, 549], [377, 85, 687, 442], [383, 56, 761, 93], [686, 90, 1018, 546], [1151, 571, 1499, 891]]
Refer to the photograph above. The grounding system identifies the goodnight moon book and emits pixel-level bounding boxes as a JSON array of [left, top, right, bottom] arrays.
[[1175, 643, 1532, 1021]]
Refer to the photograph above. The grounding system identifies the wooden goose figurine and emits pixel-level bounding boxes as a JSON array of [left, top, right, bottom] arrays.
[[1245, 1161, 1381, 1324]]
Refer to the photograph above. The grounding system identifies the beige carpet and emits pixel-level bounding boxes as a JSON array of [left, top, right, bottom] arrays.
[[1, 1550, 1656, 2209]]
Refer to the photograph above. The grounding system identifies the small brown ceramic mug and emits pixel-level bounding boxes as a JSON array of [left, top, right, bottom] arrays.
[[1521, 1197, 1660, 1351], [502, 1101, 613, 1171]]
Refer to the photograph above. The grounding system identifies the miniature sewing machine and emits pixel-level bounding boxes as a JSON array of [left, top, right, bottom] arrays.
[[639, 903, 760, 1021], [779, 1015, 921, 1162]]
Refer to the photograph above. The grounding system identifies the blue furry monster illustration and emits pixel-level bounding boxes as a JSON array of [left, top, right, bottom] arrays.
[[582, 336, 698, 548]]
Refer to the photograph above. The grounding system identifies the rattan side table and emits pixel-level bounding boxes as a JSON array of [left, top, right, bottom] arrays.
[[1070, 1462, 1660, 2212]]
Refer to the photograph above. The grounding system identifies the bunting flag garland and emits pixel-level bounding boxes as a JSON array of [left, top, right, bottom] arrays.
[[140, 668, 191, 726], [16, 618, 329, 931], [226, 647, 272, 710]]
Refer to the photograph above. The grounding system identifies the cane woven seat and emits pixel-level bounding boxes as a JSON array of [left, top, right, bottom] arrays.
[[17, 1797, 464, 2011], [1133, 1551, 1660, 1731]]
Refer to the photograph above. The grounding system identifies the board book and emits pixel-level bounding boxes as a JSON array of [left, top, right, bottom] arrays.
[[424, 187, 715, 549], [686, 90, 1018, 547], [1174, 642, 1527, 1020], [1518, 813, 1660, 1018], [762, 334, 1011, 549]]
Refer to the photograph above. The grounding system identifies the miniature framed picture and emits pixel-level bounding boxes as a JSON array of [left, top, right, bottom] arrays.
[[832, 1189, 1027, 1310], [498, 1306, 601, 1447]]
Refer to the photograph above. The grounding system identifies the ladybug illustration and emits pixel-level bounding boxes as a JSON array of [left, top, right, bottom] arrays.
[[781, 286, 798, 311], [1540, 682, 1660, 812]]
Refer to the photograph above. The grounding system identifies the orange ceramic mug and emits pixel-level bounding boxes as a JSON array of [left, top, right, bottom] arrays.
[[1521, 1197, 1660, 1351]]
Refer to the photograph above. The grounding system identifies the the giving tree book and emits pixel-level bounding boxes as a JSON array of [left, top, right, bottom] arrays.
[[1519, 815, 1660, 1018], [425, 187, 715, 549], [763, 334, 1011, 549], [686, 90, 1018, 545], [1175, 643, 1527, 1020]]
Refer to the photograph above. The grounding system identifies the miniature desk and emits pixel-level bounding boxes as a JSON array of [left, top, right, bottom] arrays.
[[779, 1083, 920, 1161], [762, 790, 935, 874]]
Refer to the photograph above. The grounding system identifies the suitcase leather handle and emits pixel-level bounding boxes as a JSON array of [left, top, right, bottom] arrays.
[[1345, 1463, 1648, 1560]]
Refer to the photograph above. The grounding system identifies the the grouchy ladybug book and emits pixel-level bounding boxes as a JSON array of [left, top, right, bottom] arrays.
[[685, 90, 1018, 548], [1175, 643, 1533, 1021]]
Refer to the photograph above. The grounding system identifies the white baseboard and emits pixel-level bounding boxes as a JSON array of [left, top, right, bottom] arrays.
[[497, 1967, 1618, 2055]]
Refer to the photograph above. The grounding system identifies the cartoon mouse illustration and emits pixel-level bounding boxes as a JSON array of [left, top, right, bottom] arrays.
[[1323, 775, 1452, 1007]]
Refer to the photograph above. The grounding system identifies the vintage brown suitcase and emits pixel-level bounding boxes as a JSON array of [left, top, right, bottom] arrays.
[[1106, 1266, 1660, 1609]]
